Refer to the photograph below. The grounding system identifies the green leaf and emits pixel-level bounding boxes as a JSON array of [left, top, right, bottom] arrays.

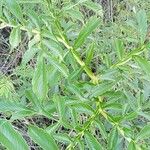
[[85, 131, 103, 150], [0, 119, 29, 150], [28, 10, 41, 29], [108, 127, 118, 150], [127, 141, 136, 150], [53, 133, 72, 144], [28, 125, 58, 150], [44, 52, 69, 77], [73, 16, 100, 49], [133, 55, 150, 78], [5, 0, 23, 22], [114, 39, 124, 60], [138, 111, 150, 121], [32, 53, 48, 101], [85, 43, 95, 65], [95, 120, 107, 139], [83, 1, 103, 16], [69, 102, 94, 114], [22, 48, 38, 66], [53, 95, 66, 122], [9, 27, 21, 49], [22, 35, 40, 65], [136, 124, 150, 141], [11, 110, 35, 120], [66, 8, 83, 22], [42, 39, 63, 60], [136, 10, 148, 44], [0, 101, 32, 112], [89, 81, 114, 98]]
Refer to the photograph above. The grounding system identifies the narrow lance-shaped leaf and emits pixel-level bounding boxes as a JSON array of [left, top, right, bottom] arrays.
[[44, 52, 69, 77], [108, 127, 118, 150], [133, 55, 150, 78], [22, 35, 40, 65], [114, 39, 124, 60], [127, 141, 136, 150], [136, 10, 148, 44], [28, 125, 59, 150], [9, 27, 21, 50], [89, 81, 114, 98], [73, 16, 100, 49], [0, 119, 29, 150], [0, 101, 32, 112], [85, 43, 95, 65], [53, 95, 66, 122], [5, 0, 23, 22], [32, 53, 48, 101], [85, 131, 103, 150], [136, 124, 150, 141]]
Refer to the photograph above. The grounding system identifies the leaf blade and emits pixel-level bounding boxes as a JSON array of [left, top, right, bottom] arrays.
[[28, 125, 59, 150]]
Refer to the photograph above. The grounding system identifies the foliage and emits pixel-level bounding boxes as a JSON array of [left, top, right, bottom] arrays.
[[0, 0, 150, 149]]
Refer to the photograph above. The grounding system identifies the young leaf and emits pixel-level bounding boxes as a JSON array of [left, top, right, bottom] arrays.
[[9, 27, 21, 49], [0, 119, 29, 150], [73, 16, 100, 49], [28, 125, 58, 150], [85, 131, 103, 150], [136, 124, 150, 141], [5, 0, 23, 22]]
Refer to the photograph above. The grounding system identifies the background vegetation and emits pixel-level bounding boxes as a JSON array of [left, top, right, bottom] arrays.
[[0, 0, 150, 149]]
